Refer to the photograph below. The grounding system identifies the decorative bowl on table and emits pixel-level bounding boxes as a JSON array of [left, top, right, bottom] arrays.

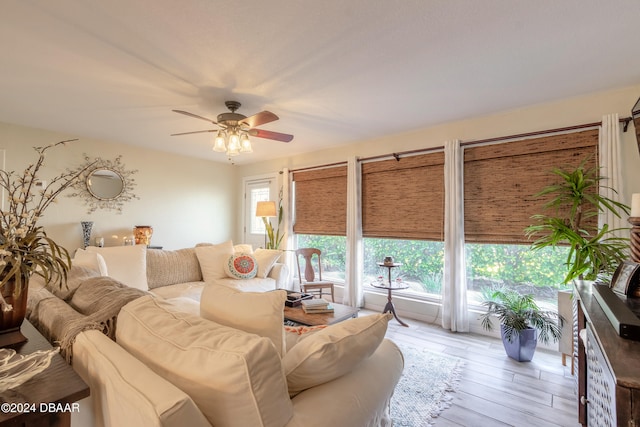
[[0, 347, 60, 393]]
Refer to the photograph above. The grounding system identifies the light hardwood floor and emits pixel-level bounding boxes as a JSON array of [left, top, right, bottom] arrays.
[[376, 311, 581, 427]]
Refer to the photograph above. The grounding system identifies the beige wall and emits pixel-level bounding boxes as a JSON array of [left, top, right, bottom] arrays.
[[0, 122, 236, 252]]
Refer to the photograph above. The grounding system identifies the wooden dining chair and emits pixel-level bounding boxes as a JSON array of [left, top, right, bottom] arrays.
[[295, 248, 335, 302]]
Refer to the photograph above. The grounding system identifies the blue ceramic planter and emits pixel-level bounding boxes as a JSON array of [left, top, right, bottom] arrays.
[[500, 325, 538, 362]]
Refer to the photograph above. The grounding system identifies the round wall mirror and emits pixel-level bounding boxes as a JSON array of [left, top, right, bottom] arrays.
[[86, 169, 125, 200], [69, 154, 138, 214]]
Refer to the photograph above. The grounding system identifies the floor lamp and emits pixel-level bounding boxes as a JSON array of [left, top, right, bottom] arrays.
[[256, 201, 277, 248]]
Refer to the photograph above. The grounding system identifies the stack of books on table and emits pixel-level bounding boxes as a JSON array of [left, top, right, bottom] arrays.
[[301, 298, 334, 314]]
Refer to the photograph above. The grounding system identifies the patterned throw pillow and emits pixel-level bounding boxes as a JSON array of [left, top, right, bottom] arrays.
[[224, 253, 258, 279]]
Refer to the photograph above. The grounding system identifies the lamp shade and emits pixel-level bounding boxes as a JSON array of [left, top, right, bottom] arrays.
[[256, 201, 277, 217]]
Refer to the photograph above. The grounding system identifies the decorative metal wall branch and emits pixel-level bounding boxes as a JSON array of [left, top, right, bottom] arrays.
[[68, 155, 139, 214]]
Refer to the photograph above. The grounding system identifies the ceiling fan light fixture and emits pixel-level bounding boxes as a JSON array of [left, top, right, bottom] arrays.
[[172, 101, 293, 161], [227, 130, 241, 156], [213, 131, 227, 152], [240, 133, 253, 153]]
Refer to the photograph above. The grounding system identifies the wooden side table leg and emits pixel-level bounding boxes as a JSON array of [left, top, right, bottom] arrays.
[[382, 289, 409, 327]]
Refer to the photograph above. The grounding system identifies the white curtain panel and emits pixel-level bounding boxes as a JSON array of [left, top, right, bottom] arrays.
[[281, 168, 296, 290], [442, 140, 469, 332], [598, 114, 628, 240], [344, 157, 364, 307]]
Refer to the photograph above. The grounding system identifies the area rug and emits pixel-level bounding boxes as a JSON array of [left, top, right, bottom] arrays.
[[391, 345, 464, 426]]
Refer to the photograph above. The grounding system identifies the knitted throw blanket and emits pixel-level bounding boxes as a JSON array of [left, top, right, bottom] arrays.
[[27, 276, 147, 362]]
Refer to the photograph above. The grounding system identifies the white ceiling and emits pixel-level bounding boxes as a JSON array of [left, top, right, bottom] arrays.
[[2, 1, 640, 165]]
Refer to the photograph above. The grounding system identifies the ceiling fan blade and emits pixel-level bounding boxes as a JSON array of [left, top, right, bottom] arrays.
[[248, 128, 294, 142], [171, 130, 216, 136], [240, 111, 279, 128], [172, 109, 218, 125]]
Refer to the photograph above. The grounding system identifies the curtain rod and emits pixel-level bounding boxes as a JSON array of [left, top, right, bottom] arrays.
[[461, 118, 629, 147], [362, 116, 632, 162], [289, 116, 633, 169], [289, 160, 348, 174]]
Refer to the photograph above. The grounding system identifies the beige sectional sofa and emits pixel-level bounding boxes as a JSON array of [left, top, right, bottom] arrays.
[[27, 241, 405, 427]]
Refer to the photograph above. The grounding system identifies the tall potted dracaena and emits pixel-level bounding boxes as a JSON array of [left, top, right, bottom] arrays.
[[524, 157, 629, 284], [0, 140, 95, 346]]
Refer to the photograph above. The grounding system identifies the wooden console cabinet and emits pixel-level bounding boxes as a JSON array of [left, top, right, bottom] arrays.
[[574, 281, 640, 426]]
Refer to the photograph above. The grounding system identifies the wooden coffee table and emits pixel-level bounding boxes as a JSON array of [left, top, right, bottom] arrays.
[[284, 302, 359, 326]]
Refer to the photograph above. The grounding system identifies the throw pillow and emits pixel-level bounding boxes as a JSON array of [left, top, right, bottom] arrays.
[[224, 253, 258, 279], [233, 243, 253, 254], [73, 249, 108, 276], [284, 325, 327, 352], [200, 285, 287, 357], [194, 240, 234, 282], [253, 248, 282, 278], [146, 247, 202, 289], [282, 313, 391, 396], [86, 245, 148, 291]]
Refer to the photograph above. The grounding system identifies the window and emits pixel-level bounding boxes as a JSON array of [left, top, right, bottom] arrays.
[[292, 166, 347, 236], [463, 129, 599, 308], [296, 234, 346, 282], [465, 243, 571, 310], [363, 238, 444, 297], [293, 166, 348, 283], [361, 152, 444, 240], [361, 152, 445, 298], [244, 177, 276, 249], [249, 186, 270, 234]]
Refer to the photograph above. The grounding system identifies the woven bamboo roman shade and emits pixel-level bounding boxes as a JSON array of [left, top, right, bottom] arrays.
[[292, 166, 347, 235], [361, 152, 444, 240], [464, 129, 599, 244]]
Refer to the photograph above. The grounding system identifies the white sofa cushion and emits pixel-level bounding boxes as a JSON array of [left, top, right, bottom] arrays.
[[284, 325, 327, 352], [283, 313, 390, 396], [253, 248, 282, 278], [73, 330, 211, 427], [233, 243, 253, 253], [213, 277, 276, 292], [86, 245, 148, 291], [194, 240, 234, 282], [200, 285, 287, 357], [285, 339, 404, 427], [73, 249, 108, 276], [149, 281, 205, 302], [116, 295, 293, 427]]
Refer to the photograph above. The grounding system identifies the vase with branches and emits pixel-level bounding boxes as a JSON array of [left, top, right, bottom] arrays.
[[0, 140, 95, 345]]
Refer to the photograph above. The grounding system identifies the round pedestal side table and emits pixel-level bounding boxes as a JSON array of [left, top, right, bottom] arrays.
[[373, 262, 410, 327]]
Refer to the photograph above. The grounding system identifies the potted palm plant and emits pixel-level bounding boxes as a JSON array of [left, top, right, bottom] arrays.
[[480, 289, 563, 362], [524, 157, 629, 283]]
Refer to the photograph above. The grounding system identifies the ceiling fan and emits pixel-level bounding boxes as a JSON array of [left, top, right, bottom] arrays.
[[171, 101, 293, 157]]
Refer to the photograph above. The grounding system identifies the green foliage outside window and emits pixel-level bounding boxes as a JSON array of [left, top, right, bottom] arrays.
[[297, 234, 571, 305]]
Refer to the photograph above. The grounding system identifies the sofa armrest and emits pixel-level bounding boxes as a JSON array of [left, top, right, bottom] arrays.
[[285, 339, 404, 427], [269, 263, 290, 290], [73, 330, 211, 427]]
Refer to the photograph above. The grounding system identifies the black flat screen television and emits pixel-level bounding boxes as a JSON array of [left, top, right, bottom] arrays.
[[632, 96, 640, 156]]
